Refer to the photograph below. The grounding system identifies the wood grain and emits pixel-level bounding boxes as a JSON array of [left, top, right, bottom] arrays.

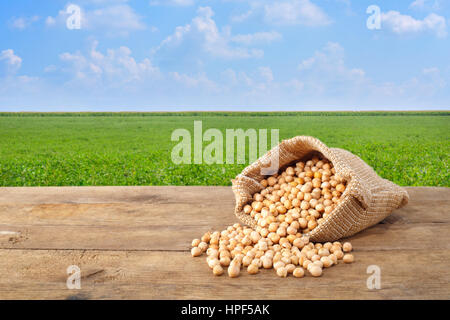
[[0, 186, 449, 299]]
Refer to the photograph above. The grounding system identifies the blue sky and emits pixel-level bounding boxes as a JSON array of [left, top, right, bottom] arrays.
[[0, 0, 449, 111]]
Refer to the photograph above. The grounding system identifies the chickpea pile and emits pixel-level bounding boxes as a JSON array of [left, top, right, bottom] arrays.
[[190, 156, 354, 278], [245, 156, 347, 235], [191, 223, 354, 278]]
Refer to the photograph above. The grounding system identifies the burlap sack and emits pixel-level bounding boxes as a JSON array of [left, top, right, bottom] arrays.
[[231, 136, 409, 242]]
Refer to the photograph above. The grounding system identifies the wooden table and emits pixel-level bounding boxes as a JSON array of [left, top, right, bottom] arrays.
[[0, 186, 448, 300]]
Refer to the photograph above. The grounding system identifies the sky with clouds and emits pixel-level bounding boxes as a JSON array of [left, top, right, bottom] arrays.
[[0, 0, 449, 111]]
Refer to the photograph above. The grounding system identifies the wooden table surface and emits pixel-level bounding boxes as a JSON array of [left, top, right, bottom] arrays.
[[0, 186, 448, 300]]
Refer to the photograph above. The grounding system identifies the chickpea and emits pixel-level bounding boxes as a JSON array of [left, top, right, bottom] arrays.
[[320, 256, 333, 268], [276, 267, 288, 278], [242, 255, 253, 267], [330, 244, 340, 253], [312, 260, 323, 269], [247, 263, 259, 275], [287, 226, 297, 235], [311, 254, 321, 262], [336, 184, 346, 193], [228, 264, 240, 278], [286, 167, 295, 176], [318, 248, 330, 257], [273, 261, 285, 270], [207, 252, 218, 260], [286, 264, 296, 274], [324, 206, 333, 214], [276, 227, 287, 237], [308, 265, 323, 277], [329, 253, 338, 265], [260, 228, 269, 238], [192, 239, 201, 247], [343, 254, 354, 264], [299, 218, 308, 229], [267, 176, 277, 186], [315, 203, 325, 213], [254, 193, 264, 202], [343, 242, 353, 253], [208, 258, 220, 269], [252, 258, 262, 268], [269, 232, 280, 244], [262, 257, 273, 269], [191, 247, 202, 257], [334, 249, 344, 259], [213, 265, 224, 276], [220, 256, 231, 267], [302, 260, 312, 269], [201, 232, 211, 243], [291, 268, 303, 278], [290, 254, 299, 265], [198, 242, 208, 252], [293, 238, 304, 249], [308, 220, 318, 230]]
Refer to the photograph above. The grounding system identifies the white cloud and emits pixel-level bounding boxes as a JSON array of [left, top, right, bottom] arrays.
[[10, 16, 40, 30], [59, 41, 159, 86], [231, 9, 254, 23], [298, 42, 365, 80], [170, 72, 218, 91], [422, 67, 446, 88], [0, 49, 22, 73], [381, 11, 447, 37], [258, 66, 274, 82], [264, 0, 331, 26], [286, 78, 304, 91], [150, 0, 195, 6], [87, 5, 146, 31], [409, 0, 441, 10], [155, 6, 264, 59], [231, 31, 282, 45], [45, 16, 56, 26], [290, 42, 449, 108], [46, 4, 146, 35]]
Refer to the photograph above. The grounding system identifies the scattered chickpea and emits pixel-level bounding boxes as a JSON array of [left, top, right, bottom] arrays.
[[228, 264, 241, 278], [220, 256, 231, 267], [190, 155, 355, 279], [343, 242, 353, 253], [213, 265, 224, 276], [247, 263, 259, 275], [309, 265, 323, 277], [293, 268, 305, 278], [321, 256, 333, 268], [343, 254, 354, 264], [198, 242, 208, 252], [276, 267, 288, 278], [334, 249, 344, 260], [191, 247, 202, 257], [286, 264, 296, 274]]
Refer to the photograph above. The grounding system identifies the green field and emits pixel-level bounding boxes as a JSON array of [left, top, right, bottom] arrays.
[[0, 112, 448, 187]]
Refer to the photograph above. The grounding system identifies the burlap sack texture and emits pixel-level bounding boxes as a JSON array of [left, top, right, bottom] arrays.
[[231, 136, 409, 242]]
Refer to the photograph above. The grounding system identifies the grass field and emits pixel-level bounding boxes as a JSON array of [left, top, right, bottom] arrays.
[[0, 112, 448, 187]]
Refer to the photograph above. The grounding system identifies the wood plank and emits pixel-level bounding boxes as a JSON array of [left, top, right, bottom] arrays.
[[0, 249, 448, 300], [0, 186, 448, 299], [0, 187, 448, 251]]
